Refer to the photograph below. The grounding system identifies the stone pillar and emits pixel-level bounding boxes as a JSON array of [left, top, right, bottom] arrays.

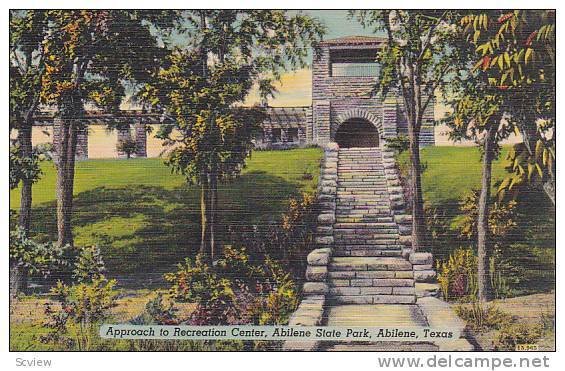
[[313, 100, 331, 145], [134, 122, 147, 158], [382, 95, 399, 140], [52, 120, 88, 161], [75, 126, 88, 160], [305, 106, 313, 143], [116, 125, 132, 159]]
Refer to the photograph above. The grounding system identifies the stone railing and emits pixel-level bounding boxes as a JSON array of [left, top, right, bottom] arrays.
[[380, 149, 412, 256], [380, 147, 437, 287], [282, 142, 339, 351]]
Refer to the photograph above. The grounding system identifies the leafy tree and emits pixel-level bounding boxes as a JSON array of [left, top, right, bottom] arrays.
[[9, 11, 49, 235], [148, 10, 324, 261], [116, 138, 138, 159], [39, 10, 171, 247], [463, 11, 555, 204], [447, 10, 548, 301], [352, 10, 463, 251]]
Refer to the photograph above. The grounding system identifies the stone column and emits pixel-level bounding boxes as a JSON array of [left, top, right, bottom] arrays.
[[75, 126, 88, 160], [313, 100, 331, 145], [382, 95, 399, 141], [52, 120, 88, 161], [134, 122, 147, 158], [305, 106, 313, 144]]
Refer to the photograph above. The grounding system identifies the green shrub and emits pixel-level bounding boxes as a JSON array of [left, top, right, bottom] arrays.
[[455, 302, 513, 332], [437, 247, 514, 301], [228, 192, 317, 281], [456, 190, 518, 249], [437, 248, 478, 301], [73, 245, 106, 283], [40, 276, 118, 350], [384, 135, 410, 154], [493, 322, 544, 351], [164, 245, 299, 328]]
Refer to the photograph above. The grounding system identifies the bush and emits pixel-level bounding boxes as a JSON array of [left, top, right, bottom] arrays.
[[164, 246, 299, 328], [455, 302, 513, 332], [228, 192, 317, 280], [73, 245, 106, 283], [40, 276, 118, 351], [437, 247, 514, 301], [437, 248, 478, 301], [493, 322, 544, 351], [456, 190, 518, 249], [384, 135, 410, 154]]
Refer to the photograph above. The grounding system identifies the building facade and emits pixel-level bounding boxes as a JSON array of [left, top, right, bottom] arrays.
[[37, 36, 435, 159], [255, 35, 435, 149]]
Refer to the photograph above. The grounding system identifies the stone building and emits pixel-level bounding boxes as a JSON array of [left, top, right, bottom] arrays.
[[255, 35, 435, 149], [38, 35, 435, 159]]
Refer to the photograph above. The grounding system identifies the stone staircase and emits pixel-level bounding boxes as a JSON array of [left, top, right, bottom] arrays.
[[328, 147, 416, 305]]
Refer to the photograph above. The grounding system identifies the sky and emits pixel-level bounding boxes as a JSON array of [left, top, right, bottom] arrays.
[[244, 10, 379, 107]]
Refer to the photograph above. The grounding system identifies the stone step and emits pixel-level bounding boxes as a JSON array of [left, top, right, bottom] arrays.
[[334, 229, 399, 236], [336, 190, 388, 195], [330, 295, 416, 305], [334, 249, 403, 257], [334, 222, 397, 229], [335, 217, 394, 223], [329, 257, 412, 271], [335, 213, 394, 219], [328, 270, 414, 280], [335, 216, 394, 223]]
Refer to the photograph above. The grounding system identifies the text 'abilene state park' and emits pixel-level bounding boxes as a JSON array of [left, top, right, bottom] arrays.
[[9, 10, 555, 352]]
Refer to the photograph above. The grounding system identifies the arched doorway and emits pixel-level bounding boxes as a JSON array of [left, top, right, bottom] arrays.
[[334, 118, 380, 148]]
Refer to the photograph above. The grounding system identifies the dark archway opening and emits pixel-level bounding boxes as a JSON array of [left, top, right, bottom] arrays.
[[335, 118, 380, 148]]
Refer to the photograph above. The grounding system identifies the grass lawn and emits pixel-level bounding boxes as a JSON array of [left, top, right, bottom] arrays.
[[400, 146, 555, 297], [10, 148, 322, 277]]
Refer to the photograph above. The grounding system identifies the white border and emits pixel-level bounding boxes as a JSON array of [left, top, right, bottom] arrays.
[[2, 2, 562, 371]]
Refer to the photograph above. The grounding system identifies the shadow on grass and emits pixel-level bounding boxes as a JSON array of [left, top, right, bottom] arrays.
[[23, 171, 305, 284]]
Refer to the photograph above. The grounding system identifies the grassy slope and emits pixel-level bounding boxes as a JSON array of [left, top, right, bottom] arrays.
[[10, 148, 322, 275], [401, 146, 555, 296]]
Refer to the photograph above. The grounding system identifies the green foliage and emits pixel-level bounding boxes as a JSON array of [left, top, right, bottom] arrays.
[[459, 11, 555, 203], [456, 190, 518, 249], [41, 276, 118, 351], [493, 322, 545, 351], [164, 245, 299, 327], [384, 135, 410, 155], [437, 247, 515, 301], [228, 192, 318, 280], [116, 138, 137, 159], [437, 248, 478, 301], [9, 143, 52, 190], [9, 226, 70, 279], [73, 245, 106, 283], [455, 302, 513, 332]]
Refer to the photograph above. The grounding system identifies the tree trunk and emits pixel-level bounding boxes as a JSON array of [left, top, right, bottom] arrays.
[[17, 124, 33, 235], [200, 173, 211, 259], [407, 124, 427, 252], [10, 262, 28, 301], [477, 124, 497, 302], [56, 117, 78, 248], [209, 165, 218, 261]]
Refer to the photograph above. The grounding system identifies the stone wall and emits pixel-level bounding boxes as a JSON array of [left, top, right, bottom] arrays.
[[282, 142, 339, 351], [380, 148, 437, 284]]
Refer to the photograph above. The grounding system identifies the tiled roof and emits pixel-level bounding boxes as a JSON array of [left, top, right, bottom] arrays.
[[320, 35, 387, 46]]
